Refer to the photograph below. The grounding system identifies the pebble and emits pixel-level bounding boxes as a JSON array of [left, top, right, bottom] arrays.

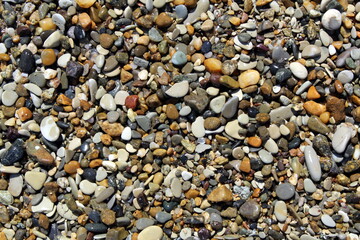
[[321, 9, 342, 30], [238, 69, 260, 88], [321, 214, 336, 228], [239, 200, 260, 220], [276, 183, 295, 200], [25, 171, 47, 190], [332, 125, 352, 153], [289, 62, 308, 79], [138, 226, 163, 240], [274, 201, 287, 222], [304, 146, 322, 182], [304, 178, 317, 193], [40, 116, 60, 142], [165, 81, 189, 98]]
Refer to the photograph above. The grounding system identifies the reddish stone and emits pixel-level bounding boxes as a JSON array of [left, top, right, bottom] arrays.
[[125, 95, 139, 110]]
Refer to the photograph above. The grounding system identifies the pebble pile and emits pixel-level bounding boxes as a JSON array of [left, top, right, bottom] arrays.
[[0, 0, 360, 239]]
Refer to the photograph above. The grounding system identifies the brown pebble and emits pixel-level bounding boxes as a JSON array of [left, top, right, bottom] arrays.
[[64, 161, 81, 174], [166, 104, 179, 120], [41, 49, 56, 66]]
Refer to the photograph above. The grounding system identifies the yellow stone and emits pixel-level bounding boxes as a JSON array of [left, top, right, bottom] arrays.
[[76, 0, 96, 8], [39, 18, 57, 30], [204, 58, 222, 73], [208, 185, 233, 202], [238, 69, 260, 88]]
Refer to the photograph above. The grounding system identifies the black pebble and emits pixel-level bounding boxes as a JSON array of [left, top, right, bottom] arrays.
[[19, 49, 36, 74]]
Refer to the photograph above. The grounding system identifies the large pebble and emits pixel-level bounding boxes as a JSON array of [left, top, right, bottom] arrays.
[[304, 146, 322, 181], [25, 171, 47, 190], [276, 183, 295, 200], [274, 201, 287, 222], [40, 116, 60, 142], [100, 94, 116, 111], [2, 90, 18, 106], [191, 117, 205, 138], [138, 226, 163, 240], [289, 62, 308, 79], [321, 9, 342, 30], [165, 81, 189, 98], [332, 125, 352, 153]]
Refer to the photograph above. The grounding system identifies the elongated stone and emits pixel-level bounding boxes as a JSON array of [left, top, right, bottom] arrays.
[[304, 146, 322, 181], [332, 125, 352, 153], [274, 201, 287, 222]]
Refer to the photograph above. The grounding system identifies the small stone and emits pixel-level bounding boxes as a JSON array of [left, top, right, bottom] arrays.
[[322, 9, 342, 30], [307, 116, 330, 134], [26, 141, 54, 166], [76, 0, 96, 8], [99, 34, 114, 49], [138, 226, 163, 240], [1, 139, 24, 166], [165, 81, 189, 98], [238, 69, 260, 88], [19, 49, 36, 74], [204, 117, 221, 130], [302, 45, 321, 58], [204, 58, 222, 73], [239, 199, 261, 220], [172, 51, 187, 66], [321, 214, 336, 228], [17, 107, 32, 122], [64, 161, 81, 174], [274, 201, 287, 222], [166, 104, 179, 120], [156, 12, 172, 28], [289, 62, 308, 79], [304, 146, 322, 181], [100, 94, 116, 111], [41, 49, 56, 66], [303, 101, 326, 116], [24, 171, 47, 190], [276, 183, 295, 200], [208, 185, 233, 202], [304, 178, 317, 193], [40, 116, 60, 142], [66, 61, 84, 79], [332, 125, 352, 153]]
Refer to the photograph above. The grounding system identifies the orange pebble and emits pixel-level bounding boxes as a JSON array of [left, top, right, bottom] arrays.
[[64, 161, 80, 174], [39, 18, 57, 30], [240, 157, 251, 173], [307, 86, 321, 100], [17, 107, 32, 121], [303, 101, 326, 116], [248, 136, 262, 147], [320, 112, 330, 124]]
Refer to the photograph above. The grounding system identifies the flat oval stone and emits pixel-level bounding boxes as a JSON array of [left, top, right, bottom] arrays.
[[25, 171, 47, 190], [165, 81, 189, 98], [2, 90, 18, 106], [239, 199, 261, 220], [304, 146, 322, 181], [138, 226, 163, 240], [276, 183, 295, 200], [100, 94, 116, 111], [302, 45, 321, 58], [332, 125, 352, 153], [258, 150, 273, 164], [8, 174, 23, 197], [274, 200, 287, 222], [191, 117, 205, 138], [321, 9, 342, 30], [321, 214, 336, 227], [170, 177, 182, 198], [303, 178, 317, 193], [40, 116, 60, 142], [289, 62, 308, 79]]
